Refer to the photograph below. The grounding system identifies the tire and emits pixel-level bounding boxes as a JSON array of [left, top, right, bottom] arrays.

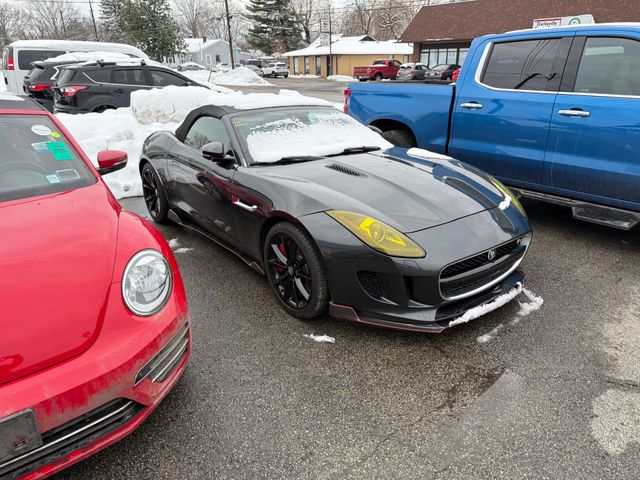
[[93, 105, 115, 113], [263, 222, 329, 320], [284, 74, 289, 78], [271, 71, 277, 78], [381, 129, 416, 148], [141, 163, 169, 224], [374, 73, 383, 81]]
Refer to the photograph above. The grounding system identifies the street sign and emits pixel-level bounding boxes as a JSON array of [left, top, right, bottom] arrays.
[[320, 18, 330, 33], [533, 14, 594, 28], [319, 33, 329, 46]]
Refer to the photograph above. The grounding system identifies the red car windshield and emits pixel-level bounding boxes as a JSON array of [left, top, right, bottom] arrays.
[[0, 115, 95, 202]]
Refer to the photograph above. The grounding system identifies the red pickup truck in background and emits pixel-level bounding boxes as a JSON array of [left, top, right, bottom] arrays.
[[353, 59, 402, 81]]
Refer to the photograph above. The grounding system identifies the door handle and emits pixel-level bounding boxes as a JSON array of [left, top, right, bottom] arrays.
[[171, 160, 180, 167], [559, 109, 590, 117], [113, 88, 124, 93], [232, 197, 258, 212], [461, 102, 483, 109]]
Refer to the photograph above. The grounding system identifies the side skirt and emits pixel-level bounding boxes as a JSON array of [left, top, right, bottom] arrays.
[[167, 209, 265, 275]]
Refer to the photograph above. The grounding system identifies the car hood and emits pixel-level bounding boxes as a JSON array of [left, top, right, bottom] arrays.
[[252, 151, 505, 232], [0, 183, 119, 385]]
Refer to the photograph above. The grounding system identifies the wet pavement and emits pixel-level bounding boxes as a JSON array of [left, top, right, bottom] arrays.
[[55, 196, 640, 479]]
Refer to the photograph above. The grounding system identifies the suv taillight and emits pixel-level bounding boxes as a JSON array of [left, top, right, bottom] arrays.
[[60, 86, 87, 97], [7, 57, 14, 71], [28, 84, 51, 92], [343, 86, 351, 114]]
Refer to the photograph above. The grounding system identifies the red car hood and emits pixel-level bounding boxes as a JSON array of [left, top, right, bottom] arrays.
[[0, 184, 119, 385]]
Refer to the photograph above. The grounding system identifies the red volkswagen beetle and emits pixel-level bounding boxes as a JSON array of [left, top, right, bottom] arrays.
[[0, 98, 190, 479]]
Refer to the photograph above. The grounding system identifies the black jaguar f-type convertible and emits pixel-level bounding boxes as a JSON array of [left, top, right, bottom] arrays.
[[139, 99, 531, 332]]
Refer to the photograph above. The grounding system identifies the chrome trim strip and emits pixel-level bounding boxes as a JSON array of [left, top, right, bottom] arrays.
[[150, 339, 189, 382], [443, 256, 524, 301], [134, 322, 189, 386], [0, 402, 134, 471]]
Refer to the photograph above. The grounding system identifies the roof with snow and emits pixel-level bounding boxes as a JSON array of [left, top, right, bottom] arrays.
[[183, 38, 229, 53], [9, 40, 148, 59], [283, 34, 413, 57]]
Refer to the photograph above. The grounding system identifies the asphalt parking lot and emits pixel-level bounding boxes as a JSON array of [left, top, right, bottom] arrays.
[[55, 195, 640, 480]]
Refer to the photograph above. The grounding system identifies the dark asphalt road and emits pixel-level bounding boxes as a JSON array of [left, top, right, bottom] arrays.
[[55, 195, 640, 479]]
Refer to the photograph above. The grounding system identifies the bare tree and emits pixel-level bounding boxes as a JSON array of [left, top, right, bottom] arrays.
[[26, 0, 84, 39], [0, 1, 28, 46], [202, 0, 249, 46], [291, 0, 317, 44], [173, 0, 210, 38]]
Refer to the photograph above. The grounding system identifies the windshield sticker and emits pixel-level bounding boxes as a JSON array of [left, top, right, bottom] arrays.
[[31, 124, 52, 136], [56, 169, 80, 181], [50, 131, 61, 138], [44, 173, 61, 184], [47, 141, 73, 161], [31, 142, 49, 153]]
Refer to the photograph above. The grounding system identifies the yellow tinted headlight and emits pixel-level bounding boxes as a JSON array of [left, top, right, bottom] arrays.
[[490, 177, 527, 217], [327, 210, 426, 258]]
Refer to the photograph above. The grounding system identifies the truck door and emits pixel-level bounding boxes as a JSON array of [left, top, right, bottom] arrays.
[[546, 35, 640, 208], [449, 36, 572, 187]]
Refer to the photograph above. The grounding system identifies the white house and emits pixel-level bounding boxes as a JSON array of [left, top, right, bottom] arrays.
[[170, 38, 254, 67]]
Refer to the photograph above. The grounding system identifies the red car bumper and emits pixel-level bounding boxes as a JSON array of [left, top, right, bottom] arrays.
[[0, 280, 190, 480]]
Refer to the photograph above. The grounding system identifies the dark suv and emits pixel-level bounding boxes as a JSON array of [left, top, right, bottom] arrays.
[[53, 60, 204, 114], [23, 59, 83, 112]]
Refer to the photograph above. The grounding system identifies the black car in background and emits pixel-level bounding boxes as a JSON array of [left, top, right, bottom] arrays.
[[23, 59, 82, 111], [426, 63, 461, 81], [53, 60, 205, 114]]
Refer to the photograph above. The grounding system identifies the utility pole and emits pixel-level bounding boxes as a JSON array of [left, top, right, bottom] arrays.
[[59, 10, 67, 39], [89, 0, 99, 41], [223, 0, 236, 69], [328, 10, 333, 76]]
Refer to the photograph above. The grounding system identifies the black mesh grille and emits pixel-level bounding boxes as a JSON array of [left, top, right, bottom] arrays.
[[326, 163, 366, 177], [357, 271, 384, 299], [441, 238, 520, 279]]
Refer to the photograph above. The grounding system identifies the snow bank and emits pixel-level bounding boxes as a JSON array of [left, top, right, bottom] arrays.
[[183, 67, 271, 87], [56, 108, 180, 199], [407, 147, 453, 161], [449, 282, 523, 327], [304, 334, 335, 343], [290, 74, 319, 79], [327, 75, 355, 82]]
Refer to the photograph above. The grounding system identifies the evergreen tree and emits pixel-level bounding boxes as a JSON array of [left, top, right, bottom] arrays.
[[99, 0, 127, 42], [119, 0, 185, 61], [247, 0, 302, 55]]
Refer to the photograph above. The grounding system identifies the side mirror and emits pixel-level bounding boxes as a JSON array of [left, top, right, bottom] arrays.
[[97, 150, 127, 175], [201, 142, 225, 161]]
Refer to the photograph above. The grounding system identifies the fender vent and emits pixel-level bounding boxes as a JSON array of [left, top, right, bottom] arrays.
[[326, 163, 366, 177], [357, 271, 384, 299]]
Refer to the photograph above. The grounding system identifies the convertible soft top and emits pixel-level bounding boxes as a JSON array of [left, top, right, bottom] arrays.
[[0, 96, 47, 112]]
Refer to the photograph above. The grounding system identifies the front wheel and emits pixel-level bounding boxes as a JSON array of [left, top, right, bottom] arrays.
[[271, 71, 277, 78], [381, 129, 416, 148], [264, 222, 329, 319], [374, 73, 383, 81], [141, 163, 169, 223]]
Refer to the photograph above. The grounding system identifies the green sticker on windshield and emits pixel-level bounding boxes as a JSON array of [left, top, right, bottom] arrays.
[[47, 141, 73, 161]]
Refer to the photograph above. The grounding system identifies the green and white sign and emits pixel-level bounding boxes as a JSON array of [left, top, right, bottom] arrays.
[[533, 14, 595, 29]]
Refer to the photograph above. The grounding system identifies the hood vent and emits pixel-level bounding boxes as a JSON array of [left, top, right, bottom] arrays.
[[326, 163, 366, 177]]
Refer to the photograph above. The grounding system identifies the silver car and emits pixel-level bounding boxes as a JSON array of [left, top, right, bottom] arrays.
[[244, 64, 264, 77], [396, 63, 429, 80]]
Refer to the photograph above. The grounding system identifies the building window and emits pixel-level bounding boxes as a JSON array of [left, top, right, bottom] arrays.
[[420, 46, 470, 68], [215, 54, 221, 64], [304, 56, 310, 74], [315, 56, 321, 75], [458, 48, 469, 65], [205, 54, 212, 65], [293, 57, 300, 74], [403, 55, 410, 63]]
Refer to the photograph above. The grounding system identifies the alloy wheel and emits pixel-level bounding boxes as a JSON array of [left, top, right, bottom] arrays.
[[267, 233, 313, 310], [142, 168, 160, 218]]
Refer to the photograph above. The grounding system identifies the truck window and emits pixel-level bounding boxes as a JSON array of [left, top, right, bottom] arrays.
[[481, 38, 569, 91], [574, 37, 640, 96]]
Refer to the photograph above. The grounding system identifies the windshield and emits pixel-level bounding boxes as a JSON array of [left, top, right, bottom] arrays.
[[231, 108, 392, 165], [0, 115, 95, 202]]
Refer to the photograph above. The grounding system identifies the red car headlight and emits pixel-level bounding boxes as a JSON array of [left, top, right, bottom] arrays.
[[122, 249, 173, 316]]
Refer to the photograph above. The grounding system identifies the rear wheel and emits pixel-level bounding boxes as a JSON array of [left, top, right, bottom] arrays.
[[271, 71, 277, 78], [264, 222, 329, 320], [141, 163, 169, 223], [381, 129, 416, 148], [374, 73, 383, 81]]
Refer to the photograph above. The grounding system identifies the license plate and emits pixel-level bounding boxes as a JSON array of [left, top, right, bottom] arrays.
[[0, 409, 42, 464]]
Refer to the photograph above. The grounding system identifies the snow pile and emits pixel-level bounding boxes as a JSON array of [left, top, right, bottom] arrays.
[[47, 51, 132, 63], [516, 288, 544, 317], [56, 108, 180, 199], [290, 74, 319, 79], [130, 85, 331, 124], [327, 75, 355, 82], [211, 66, 271, 86], [246, 111, 392, 163], [477, 324, 504, 344], [304, 334, 335, 343], [168, 238, 180, 249], [449, 282, 524, 327], [407, 147, 453, 161]]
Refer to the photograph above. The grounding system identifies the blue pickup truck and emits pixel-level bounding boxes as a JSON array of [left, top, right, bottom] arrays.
[[346, 23, 640, 229]]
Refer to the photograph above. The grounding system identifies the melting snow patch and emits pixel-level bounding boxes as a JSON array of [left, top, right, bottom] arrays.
[[477, 323, 504, 344], [517, 288, 544, 317], [173, 247, 193, 254], [449, 282, 523, 327], [304, 334, 335, 344], [168, 238, 180, 249], [327, 75, 355, 82], [407, 147, 453, 161], [498, 195, 512, 210]]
